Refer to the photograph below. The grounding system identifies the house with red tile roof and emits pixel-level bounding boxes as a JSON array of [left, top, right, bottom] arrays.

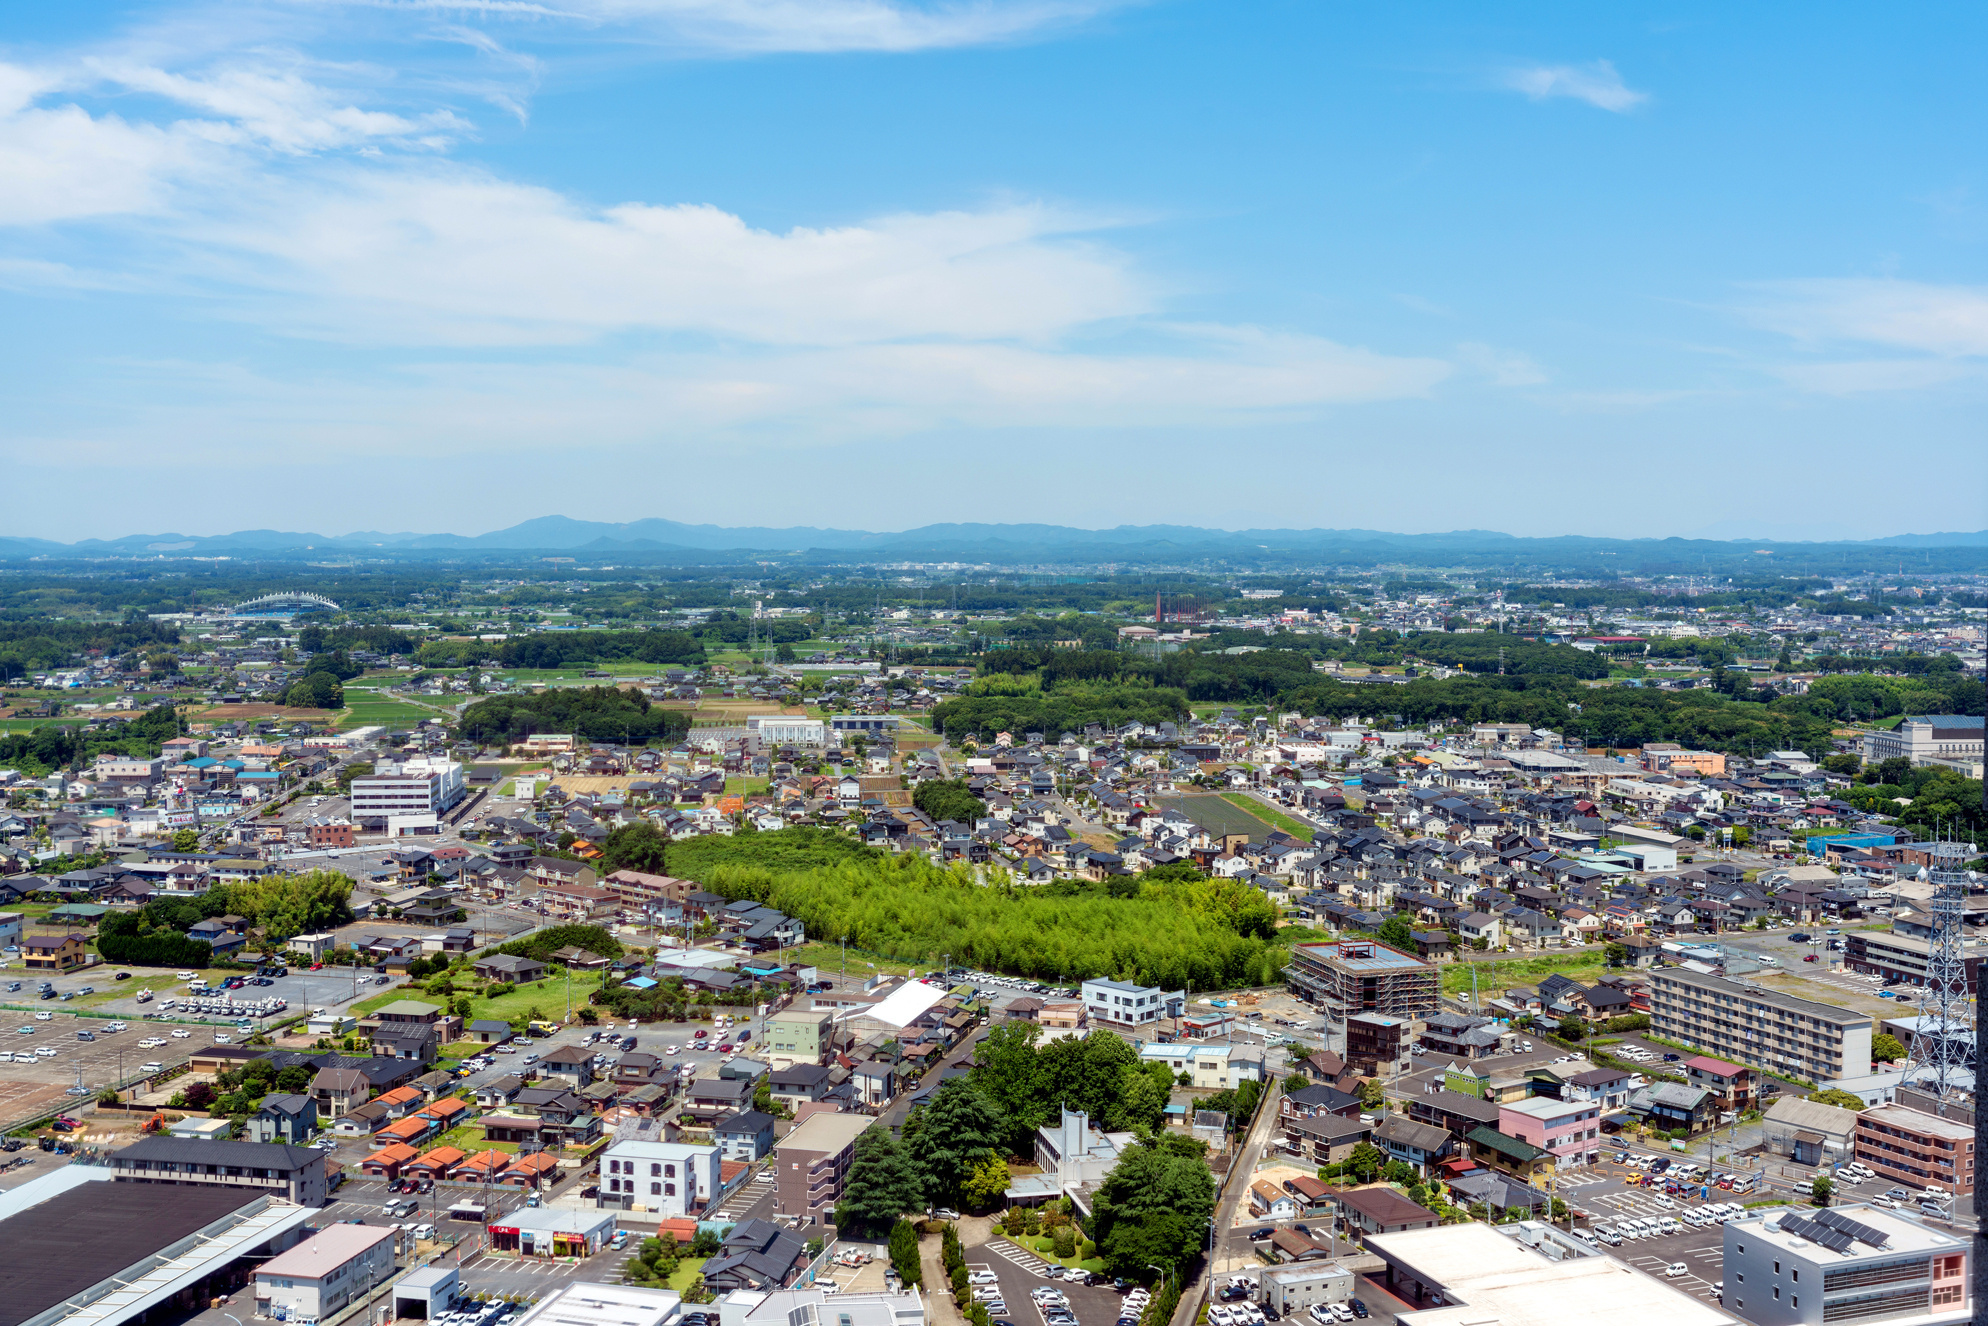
[[404, 1146, 468, 1182], [360, 1142, 419, 1180]]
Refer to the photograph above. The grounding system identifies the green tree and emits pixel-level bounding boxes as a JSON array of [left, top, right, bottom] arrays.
[[970, 1020, 1051, 1155], [1106, 1063, 1171, 1134], [1089, 1135, 1216, 1278], [888, 1218, 923, 1288], [1557, 1014, 1587, 1042], [1358, 1078, 1384, 1110], [908, 1079, 1002, 1206], [1345, 1142, 1384, 1183], [170, 827, 201, 852], [1377, 915, 1415, 948], [837, 1127, 925, 1236], [960, 1155, 1011, 1212], [601, 822, 673, 876], [1870, 1033, 1906, 1063], [1808, 1088, 1868, 1111], [912, 778, 987, 825], [1811, 1174, 1833, 1207], [283, 670, 344, 710], [1041, 1030, 1142, 1122]]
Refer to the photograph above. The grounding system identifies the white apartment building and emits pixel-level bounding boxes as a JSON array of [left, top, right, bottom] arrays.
[[347, 757, 466, 832], [747, 715, 828, 747], [597, 1139, 721, 1217], [1081, 978, 1185, 1028], [1648, 968, 1872, 1083]]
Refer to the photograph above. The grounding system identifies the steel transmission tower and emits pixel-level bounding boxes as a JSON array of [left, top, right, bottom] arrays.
[[1909, 841, 1974, 1115]]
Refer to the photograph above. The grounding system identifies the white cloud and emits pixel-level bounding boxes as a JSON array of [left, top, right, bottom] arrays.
[[196, 171, 1148, 346], [1770, 359, 1979, 395], [1740, 279, 1988, 358], [338, 0, 1124, 56], [1500, 60, 1647, 113], [84, 59, 470, 152], [1455, 341, 1546, 386]]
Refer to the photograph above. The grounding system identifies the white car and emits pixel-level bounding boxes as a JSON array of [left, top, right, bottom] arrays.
[[35, 1046, 56, 1057], [1664, 1263, 1688, 1278], [34, 1011, 52, 1022], [139, 1061, 163, 1072], [665, 1045, 681, 1056], [176, 971, 196, 980], [9, 1052, 32, 1063], [171, 1029, 192, 1038]]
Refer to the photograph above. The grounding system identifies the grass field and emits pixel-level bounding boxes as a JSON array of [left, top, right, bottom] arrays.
[[339, 681, 448, 730], [1442, 950, 1607, 997], [353, 970, 609, 1027], [1152, 793, 1279, 842], [779, 942, 921, 979], [1218, 793, 1312, 837]]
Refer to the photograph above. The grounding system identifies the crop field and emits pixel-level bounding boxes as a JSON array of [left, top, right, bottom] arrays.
[[1152, 793, 1278, 842], [338, 682, 447, 729], [1218, 793, 1312, 836]]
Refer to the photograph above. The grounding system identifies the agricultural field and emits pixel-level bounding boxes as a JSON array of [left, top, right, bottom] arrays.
[[1151, 793, 1279, 842], [338, 680, 449, 730], [1218, 792, 1312, 837]]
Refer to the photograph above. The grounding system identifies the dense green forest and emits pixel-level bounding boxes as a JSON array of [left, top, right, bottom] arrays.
[[458, 686, 694, 745], [680, 830, 1289, 987], [0, 619, 181, 677], [938, 640, 1983, 756], [0, 703, 182, 776]]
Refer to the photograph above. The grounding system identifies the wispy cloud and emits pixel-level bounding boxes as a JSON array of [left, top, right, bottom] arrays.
[[1500, 59, 1647, 113], [320, 0, 1125, 56], [1739, 278, 1988, 358], [1455, 341, 1546, 386]]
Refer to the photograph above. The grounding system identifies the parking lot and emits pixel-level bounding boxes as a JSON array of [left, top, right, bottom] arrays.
[[1612, 1224, 1726, 1304], [966, 1234, 1127, 1326], [0, 1007, 184, 1108]]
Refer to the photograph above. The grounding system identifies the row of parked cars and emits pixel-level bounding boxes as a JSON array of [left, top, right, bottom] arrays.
[[1587, 1202, 1748, 1245]]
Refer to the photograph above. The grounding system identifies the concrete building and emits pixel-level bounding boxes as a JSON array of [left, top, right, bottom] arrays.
[[771, 1112, 872, 1221], [598, 1140, 722, 1217], [1860, 715, 1984, 768], [1345, 1012, 1416, 1077], [1722, 1202, 1969, 1325], [723, 1286, 925, 1326], [1080, 978, 1185, 1028], [1498, 1097, 1602, 1168], [746, 715, 828, 748], [1648, 968, 1872, 1083], [347, 757, 466, 832], [512, 1283, 681, 1326], [489, 1206, 617, 1258], [763, 1008, 833, 1070], [1282, 941, 1440, 1028], [1845, 930, 1986, 991], [1366, 1221, 1740, 1326], [253, 1222, 398, 1322], [1005, 1107, 1131, 1208], [1853, 1103, 1976, 1197], [1260, 1264, 1356, 1316]]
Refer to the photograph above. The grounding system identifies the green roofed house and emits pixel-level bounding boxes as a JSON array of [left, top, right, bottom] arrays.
[[47, 902, 109, 927], [1464, 1125, 1555, 1185]]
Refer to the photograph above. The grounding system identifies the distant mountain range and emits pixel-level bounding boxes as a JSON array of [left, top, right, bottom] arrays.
[[4, 517, 1986, 569]]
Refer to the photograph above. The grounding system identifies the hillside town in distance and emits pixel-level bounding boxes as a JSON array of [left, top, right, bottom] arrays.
[[0, 550, 1982, 1326]]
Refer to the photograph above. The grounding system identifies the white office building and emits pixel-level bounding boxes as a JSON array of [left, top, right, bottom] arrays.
[[1722, 1203, 1970, 1325], [598, 1139, 722, 1217], [347, 757, 466, 832], [254, 1223, 398, 1322], [746, 715, 828, 748], [1081, 978, 1185, 1028]]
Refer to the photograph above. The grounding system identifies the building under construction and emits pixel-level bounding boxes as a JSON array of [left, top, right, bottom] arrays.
[[1284, 940, 1440, 1026]]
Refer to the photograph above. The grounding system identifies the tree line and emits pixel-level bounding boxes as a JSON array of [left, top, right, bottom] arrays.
[[694, 833, 1292, 988], [458, 686, 694, 744]]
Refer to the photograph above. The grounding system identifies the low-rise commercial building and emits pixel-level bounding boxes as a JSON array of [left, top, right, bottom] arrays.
[[253, 1222, 398, 1322], [597, 1140, 723, 1217], [1080, 978, 1184, 1028], [1366, 1221, 1739, 1326]]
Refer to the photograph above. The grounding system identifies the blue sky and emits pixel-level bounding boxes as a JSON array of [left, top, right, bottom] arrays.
[[2, 1, 1983, 541]]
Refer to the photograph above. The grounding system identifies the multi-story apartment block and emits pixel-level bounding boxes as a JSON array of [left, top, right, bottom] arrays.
[[1853, 1103, 1976, 1197], [1844, 930, 1985, 990], [772, 1113, 872, 1220], [1284, 941, 1440, 1026], [1648, 969, 1871, 1083], [596, 1139, 722, 1216], [1498, 1097, 1603, 1168]]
